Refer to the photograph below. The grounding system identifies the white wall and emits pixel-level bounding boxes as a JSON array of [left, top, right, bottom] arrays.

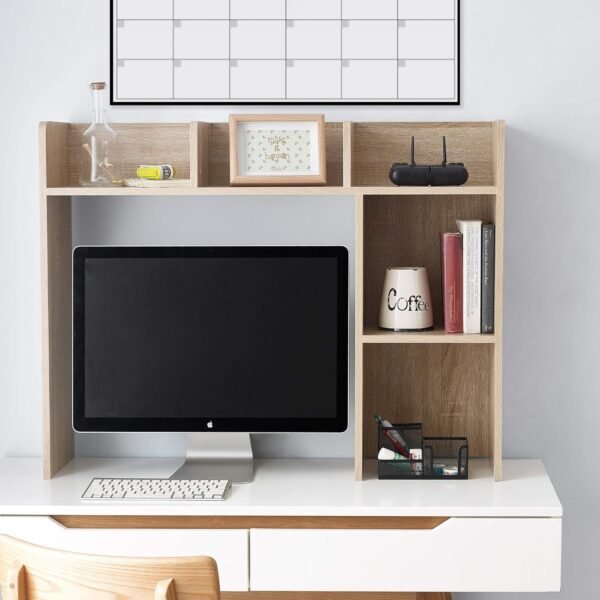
[[1, 0, 598, 597]]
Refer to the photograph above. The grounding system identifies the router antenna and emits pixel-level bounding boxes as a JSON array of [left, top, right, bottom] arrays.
[[442, 136, 447, 166], [410, 136, 416, 165]]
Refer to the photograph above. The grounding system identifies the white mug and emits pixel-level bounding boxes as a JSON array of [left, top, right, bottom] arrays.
[[379, 267, 433, 331]]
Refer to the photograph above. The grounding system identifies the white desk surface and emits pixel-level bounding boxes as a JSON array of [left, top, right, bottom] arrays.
[[0, 458, 561, 518]]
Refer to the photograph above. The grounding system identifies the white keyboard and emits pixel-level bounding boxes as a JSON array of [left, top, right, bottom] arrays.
[[82, 478, 232, 501]]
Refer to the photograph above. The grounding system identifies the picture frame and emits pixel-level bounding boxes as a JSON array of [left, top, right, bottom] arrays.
[[229, 115, 326, 186]]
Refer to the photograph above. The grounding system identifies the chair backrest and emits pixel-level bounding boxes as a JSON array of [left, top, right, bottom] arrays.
[[0, 534, 220, 600]]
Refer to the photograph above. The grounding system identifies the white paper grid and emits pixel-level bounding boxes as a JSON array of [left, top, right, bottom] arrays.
[[112, 0, 458, 103]]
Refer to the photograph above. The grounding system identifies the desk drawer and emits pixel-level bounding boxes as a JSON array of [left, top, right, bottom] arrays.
[[250, 518, 562, 592], [0, 516, 248, 591]]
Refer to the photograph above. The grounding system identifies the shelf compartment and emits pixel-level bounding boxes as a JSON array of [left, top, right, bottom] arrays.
[[351, 122, 496, 187], [362, 326, 496, 344], [204, 122, 344, 188], [44, 123, 193, 188], [362, 343, 493, 461], [363, 194, 496, 332]]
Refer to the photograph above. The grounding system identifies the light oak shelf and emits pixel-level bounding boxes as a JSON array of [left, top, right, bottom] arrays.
[[353, 185, 497, 196], [362, 327, 497, 344], [45, 185, 497, 197], [39, 120, 505, 483], [45, 186, 349, 197]]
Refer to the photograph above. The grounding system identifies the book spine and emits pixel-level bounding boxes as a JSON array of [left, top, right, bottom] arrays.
[[456, 220, 482, 334], [481, 224, 496, 333], [441, 233, 463, 333]]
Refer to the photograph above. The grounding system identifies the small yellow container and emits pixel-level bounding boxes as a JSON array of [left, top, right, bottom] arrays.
[[136, 164, 175, 180]]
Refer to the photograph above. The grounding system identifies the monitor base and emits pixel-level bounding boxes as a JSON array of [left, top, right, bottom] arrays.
[[170, 432, 254, 483]]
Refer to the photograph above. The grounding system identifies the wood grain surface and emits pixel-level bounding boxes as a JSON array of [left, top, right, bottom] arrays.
[[52, 516, 449, 530]]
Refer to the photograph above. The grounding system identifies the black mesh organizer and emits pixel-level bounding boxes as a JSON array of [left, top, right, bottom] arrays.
[[377, 422, 468, 480]]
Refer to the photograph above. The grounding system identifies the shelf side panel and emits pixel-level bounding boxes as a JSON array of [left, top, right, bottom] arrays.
[[41, 123, 69, 188], [41, 195, 73, 479], [491, 120, 506, 481], [354, 194, 364, 480]]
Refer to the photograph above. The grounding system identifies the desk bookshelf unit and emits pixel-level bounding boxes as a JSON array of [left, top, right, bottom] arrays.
[[39, 120, 505, 481], [16, 119, 564, 598]]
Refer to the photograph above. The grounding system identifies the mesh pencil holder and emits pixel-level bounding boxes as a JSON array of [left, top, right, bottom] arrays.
[[377, 422, 468, 480]]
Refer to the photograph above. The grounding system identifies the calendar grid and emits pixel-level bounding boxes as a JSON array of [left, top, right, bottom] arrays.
[[112, 0, 460, 105]]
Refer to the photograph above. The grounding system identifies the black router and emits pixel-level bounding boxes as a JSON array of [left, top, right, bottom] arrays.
[[389, 136, 469, 187]]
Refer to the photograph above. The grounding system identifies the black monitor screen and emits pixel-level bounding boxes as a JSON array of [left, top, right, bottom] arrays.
[[73, 246, 348, 432]]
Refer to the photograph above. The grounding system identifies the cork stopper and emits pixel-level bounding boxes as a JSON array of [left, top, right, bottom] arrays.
[[90, 82, 106, 90]]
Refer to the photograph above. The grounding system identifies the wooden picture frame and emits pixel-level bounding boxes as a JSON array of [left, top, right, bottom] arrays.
[[229, 115, 327, 186]]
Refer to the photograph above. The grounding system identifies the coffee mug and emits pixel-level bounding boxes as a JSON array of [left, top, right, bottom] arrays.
[[379, 267, 433, 331]]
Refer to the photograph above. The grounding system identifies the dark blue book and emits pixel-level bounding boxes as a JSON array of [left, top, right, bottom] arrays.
[[481, 224, 495, 333]]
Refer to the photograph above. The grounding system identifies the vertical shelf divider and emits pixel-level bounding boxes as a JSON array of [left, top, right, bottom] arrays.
[[343, 121, 353, 188], [354, 192, 364, 480], [491, 120, 506, 481], [191, 122, 210, 188], [190, 122, 199, 187]]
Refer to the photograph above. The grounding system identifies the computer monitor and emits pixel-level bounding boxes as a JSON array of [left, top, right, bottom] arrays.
[[73, 246, 348, 482]]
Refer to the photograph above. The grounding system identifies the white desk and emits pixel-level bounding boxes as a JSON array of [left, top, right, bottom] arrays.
[[0, 458, 562, 596]]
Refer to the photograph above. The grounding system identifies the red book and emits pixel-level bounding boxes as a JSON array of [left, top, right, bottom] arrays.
[[441, 233, 463, 333]]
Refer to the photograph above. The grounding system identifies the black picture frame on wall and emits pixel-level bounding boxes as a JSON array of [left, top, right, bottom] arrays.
[[110, 0, 460, 106]]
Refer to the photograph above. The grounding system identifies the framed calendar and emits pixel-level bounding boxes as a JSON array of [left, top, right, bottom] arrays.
[[111, 0, 459, 105]]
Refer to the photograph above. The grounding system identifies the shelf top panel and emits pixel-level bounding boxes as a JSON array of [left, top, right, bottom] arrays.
[[45, 185, 498, 197], [0, 458, 560, 518], [362, 326, 497, 344], [357, 185, 497, 196], [46, 186, 350, 197]]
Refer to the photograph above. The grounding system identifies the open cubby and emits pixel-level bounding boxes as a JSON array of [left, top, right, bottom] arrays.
[[363, 344, 492, 460], [203, 122, 344, 188], [351, 122, 496, 187], [45, 123, 193, 187], [39, 120, 504, 481], [363, 194, 496, 331]]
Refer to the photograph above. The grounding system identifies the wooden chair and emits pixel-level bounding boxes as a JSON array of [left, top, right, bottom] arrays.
[[0, 534, 220, 600]]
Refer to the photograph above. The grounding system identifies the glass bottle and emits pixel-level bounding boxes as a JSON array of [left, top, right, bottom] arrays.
[[79, 82, 122, 186]]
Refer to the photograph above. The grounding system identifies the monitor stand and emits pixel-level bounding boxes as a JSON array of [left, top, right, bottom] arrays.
[[170, 432, 254, 483]]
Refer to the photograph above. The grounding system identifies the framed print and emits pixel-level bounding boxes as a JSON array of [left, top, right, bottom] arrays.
[[229, 115, 326, 186], [110, 0, 460, 105]]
